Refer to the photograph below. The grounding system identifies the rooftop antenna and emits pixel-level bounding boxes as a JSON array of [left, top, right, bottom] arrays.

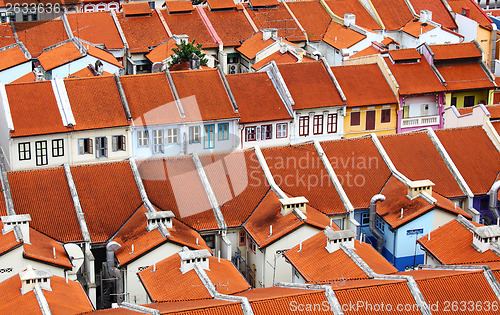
[[400, 208, 404, 218], [297, 242, 302, 252]]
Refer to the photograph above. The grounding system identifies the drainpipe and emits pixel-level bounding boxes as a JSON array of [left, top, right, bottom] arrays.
[[370, 194, 385, 253], [106, 241, 124, 304], [489, 181, 500, 221]]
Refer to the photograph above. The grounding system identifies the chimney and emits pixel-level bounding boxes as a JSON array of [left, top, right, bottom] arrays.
[[297, 51, 304, 62], [462, 7, 470, 17], [344, 13, 356, 27], [146, 211, 174, 231], [472, 225, 500, 253], [324, 226, 356, 253], [2, 214, 31, 244], [279, 41, 287, 54], [178, 247, 211, 274], [407, 180, 434, 199], [189, 53, 201, 70], [262, 28, 278, 41], [33, 67, 45, 81], [95, 60, 103, 76], [369, 194, 385, 253], [20, 266, 52, 294], [419, 10, 432, 24], [279, 197, 308, 216], [173, 34, 189, 46]]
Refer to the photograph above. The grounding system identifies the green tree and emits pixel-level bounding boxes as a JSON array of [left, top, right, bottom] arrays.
[[169, 39, 208, 67]]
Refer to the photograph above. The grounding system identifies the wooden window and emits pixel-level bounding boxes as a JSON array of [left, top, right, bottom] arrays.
[[218, 123, 229, 140], [261, 125, 272, 140], [95, 137, 108, 158], [52, 139, 64, 157], [313, 115, 323, 135], [18, 142, 31, 161], [381, 109, 391, 123], [138, 131, 149, 147], [464, 96, 475, 107], [327, 114, 337, 133], [239, 231, 246, 246], [78, 138, 93, 155], [350, 112, 361, 126], [153, 130, 164, 153], [189, 126, 201, 144], [299, 116, 309, 136]]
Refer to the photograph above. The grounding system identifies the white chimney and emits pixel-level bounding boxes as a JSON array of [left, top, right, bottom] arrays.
[[173, 34, 189, 46], [20, 266, 52, 294], [407, 180, 434, 200], [419, 10, 432, 24], [145, 211, 174, 231], [344, 13, 356, 27], [178, 247, 211, 274], [472, 225, 500, 253], [279, 197, 308, 216], [279, 41, 287, 54], [2, 214, 31, 244], [262, 28, 278, 41], [324, 226, 356, 253]]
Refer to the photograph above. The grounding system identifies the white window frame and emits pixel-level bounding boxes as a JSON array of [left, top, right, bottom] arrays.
[[167, 128, 179, 144], [138, 130, 149, 147], [153, 130, 164, 153]]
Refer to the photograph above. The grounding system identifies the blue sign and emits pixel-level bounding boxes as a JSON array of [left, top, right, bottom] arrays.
[[407, 228, 423, 235]]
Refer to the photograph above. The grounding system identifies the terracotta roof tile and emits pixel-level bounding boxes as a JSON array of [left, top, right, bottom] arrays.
[[0, 45, 29, 71], [245, 3, 306, 42], [409, 0, 458, 29], [160, 9, 217, 49], [37, 41, 83, 71], [379, 132, 464, 198], [435, 126, 500, 196], [66, 12, 124, 50], [165, 0, 194, 13], [87, 45, 123, 68], [388, 48, 421, 61], [0, 229, 22, 256], [448, 0, 493, 30], [324, 0, 381, 30], [286, 0, 332, 42], [486, 104, 500, 119], [322, 22, 366, 49], [145, 38, 177, 63], [236, 32, 274, 59], [227, 72, 291, 123], [369, 0, 414, 30], [138, 157, 218, 231], [145, 299, 243, 314], [248, 0, 278, 7], [14, 20, 69, 57], [7, 167, 83, 243], [0, 23, 16, 48], [277, 61, 344, 109], [207, 0, 236, 10], [417, 219, 500, 264], [113, 205, 210, 266], [138, 254, 250, 302], [198, 150, 269, 228], [438, 62, 495, 92], [23, 228, 72, 269], [68, 66, 111, 78], [350, 45, 382, 58], [64, 75, 129, 130], [117, 9, 169, 53], [6, 81, 70, 137], [70, 161, 143, 243], [251, 50, 315, 70], [331, 63, 398, 107], [122, 2, 152, 16], [203, 7, 256, 47], [244, 189, 330, 247], [430, 42, 482, 60], [400, 20, 436, 38]]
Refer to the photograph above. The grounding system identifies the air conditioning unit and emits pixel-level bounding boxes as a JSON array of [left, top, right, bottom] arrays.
[[228, 64, 238, 74]]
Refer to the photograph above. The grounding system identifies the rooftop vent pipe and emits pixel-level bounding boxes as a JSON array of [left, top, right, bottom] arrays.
[[489, 181, 500, 221], [106, 241, 124, 304], [370, 194, 385, 253]]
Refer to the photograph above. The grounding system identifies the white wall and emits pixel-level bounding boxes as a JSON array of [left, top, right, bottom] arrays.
[[443, 105, 489, 129], [403, 95, 438, 117], [240, 120, 292, 150], [292, 107, 345, 144], [51, 55, 122, 79], [0, 62, 32, 84], [455, 14, 479, 42], [10, 133, 70, 170]]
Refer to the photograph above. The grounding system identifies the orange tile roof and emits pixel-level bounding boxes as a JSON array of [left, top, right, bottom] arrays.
[[384, 55, 446, 95], [37, 41, 83, 71], [388, 48, 421, 61], [0, 23, 16, 48], [331, 63, 398, 107], [143, 299, 242, 314], [448, 0, 493, 30], [87, 45, 123, 68], [285, 231, 396, 283], [435, 126, 500, 196], [377, 177, 470, 229], [6, 81, 71, 137], [138, 254, 250, 302], [286, 0, 332, 42], [7, 167, 83, 243], [0, 273, 94, 314], [324, 0, 381, 31], [207, 0, 236, 10], [0, 45, 29, 71], [64, 76, 129, 130], [409, 0, 458, 29], [117, 9, 169, 53], [70, 161, 143, 243], [10, 71, 35, 83], [168, 62, 212, 71], [164, 0, 194, 13], [417, 219, 500, 264], [236, 32, 274, 60], [66, 12, 125, 50], [145, 38, 177, 63], [68, 66, 111, 78], [14, 20, 69, 57], [437, 62, 495, 91], [170, 69, 239, 121], [113, 204, 210, 266], [0, 228, 22, 256], [226, 72, 291, 123], [251, 50, 315, 70], [138, 157, 218, 231], [122, 2, 152, 16], [400, 20, 436, 38], [369, 0, 414, 31], [245, 3, 306, 42], [430, 42, 482, 60], [23, 228, 73, 269], [322, 22, 367, 49], [379, 132, 464, 198], [160, 9, 217, 49], [203, 7, 256, 47], [244, 190, 330, 247], [486, 104, 500, 119], [198, 150, 269, 228], [350, 45, 383, 58], [277, 61, 344, 109], [248, 0, 278, 7]]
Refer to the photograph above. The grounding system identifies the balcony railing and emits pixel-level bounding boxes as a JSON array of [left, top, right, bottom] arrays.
[[401, 115, 440, 128]]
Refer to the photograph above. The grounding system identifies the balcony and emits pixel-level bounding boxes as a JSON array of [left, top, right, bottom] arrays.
[[401, 115, 440, 128]]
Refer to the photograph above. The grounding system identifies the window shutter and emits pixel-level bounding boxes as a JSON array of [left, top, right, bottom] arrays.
[[112, 136, 117, 151], [104, 137, 108, 157], [79, 140, 83, 155], [122, 135, 126, 151], [89, 139, 93, 154], [256, 126, 261, 141]]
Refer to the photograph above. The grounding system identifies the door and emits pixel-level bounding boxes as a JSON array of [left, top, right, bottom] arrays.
[[35, 140, 48, 166], [365, 110, 376, 130]]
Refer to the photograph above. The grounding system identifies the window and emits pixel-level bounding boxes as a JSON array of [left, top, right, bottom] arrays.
[[365, 110, 376, 130], [261, 125, 272, 140], [327, 114, 337, 133], [239, 231, 246, 246], [112, 135, 126, 152], [52, 139, 64, 157], [218, 123, 229, 140], [350, 112, 360, 126], [376, 216, 385, 233], [246, 126, 256, 142], [451, 97, 457, 107], [313, 115, 323, 135], [299, 116, 309, 136], [381, 109, 391, 123], [421, 104, 429, 116], [403, 106, 410, 118], [22, 14, 29, 22], [276, 123, 287, 138], [204, 125, 215, 149], [166, 128, 179, 144], [247, 235, 256, 253], [35, 141, 48, 166], [18, 142, 31, 161], [361, 213, 370, 226], [464, 95, 475, 107], [0, 13, 7, 23], [189, 126, 201, 144], [78, 138, 93, 155], [202, 234, 215, 251], [153, 130, 164, 153], [95, 137, 108, 158], [138, 130, 149, 147]]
